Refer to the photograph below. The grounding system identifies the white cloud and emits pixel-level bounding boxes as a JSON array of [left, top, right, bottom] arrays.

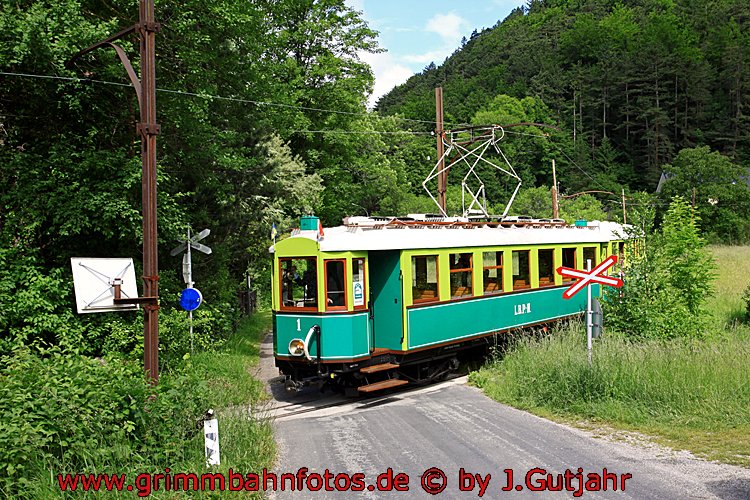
[[360, 50, 414, 108], [425, 12, 469, 44], [398, 12, 469, 69], [402, 49, 452, 65]]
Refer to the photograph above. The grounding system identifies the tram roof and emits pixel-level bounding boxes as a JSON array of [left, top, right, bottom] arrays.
[[270, 220, 632, 254]]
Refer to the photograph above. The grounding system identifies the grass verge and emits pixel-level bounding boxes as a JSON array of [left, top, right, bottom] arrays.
[[470, 245, 750, 468], [705, 245, 750, 325], [185, 309, 276, 498], [470, 326, 750, 466]]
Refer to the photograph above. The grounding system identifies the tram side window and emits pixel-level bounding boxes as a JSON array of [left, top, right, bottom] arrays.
[[450, 253, 473, 299], [325, 260, 347, 309], [412, 255, 439, 303], [583, 247, 597, 269], [483, 251, 503, 294], [281, 258, 317, 309], [512, 250, 530, 289], [537, 249, 555, 287], [612, 242, 621, 271], [562, 248, 576, 283]]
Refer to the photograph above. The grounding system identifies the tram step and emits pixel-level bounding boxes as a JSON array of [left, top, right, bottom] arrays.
[[360, 363, 399, 374], [357, 378, 408, 393]]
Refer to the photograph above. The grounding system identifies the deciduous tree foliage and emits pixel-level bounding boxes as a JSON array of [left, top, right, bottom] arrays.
[[659, 146, 750, 243], [0, 0, 379, 354]]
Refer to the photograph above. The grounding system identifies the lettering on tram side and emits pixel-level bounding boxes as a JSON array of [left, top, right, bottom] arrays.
[[514, 303, 531, 316]]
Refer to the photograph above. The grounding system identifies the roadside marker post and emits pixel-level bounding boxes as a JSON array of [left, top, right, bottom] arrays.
[[203, 409, 220, 467], [557, 255, 623, 366]]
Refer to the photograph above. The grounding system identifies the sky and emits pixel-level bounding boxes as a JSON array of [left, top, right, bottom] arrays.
[[344, 0, 527, 107]]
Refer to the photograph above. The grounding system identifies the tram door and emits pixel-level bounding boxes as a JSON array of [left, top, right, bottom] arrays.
[[368, 250, 404, 351]]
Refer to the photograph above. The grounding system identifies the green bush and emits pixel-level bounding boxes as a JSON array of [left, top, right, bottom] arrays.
[[604, 196, 715, 339], [0, 248, 86, 352], [158, 301, 238, 364], [0, 347, 209, 497]]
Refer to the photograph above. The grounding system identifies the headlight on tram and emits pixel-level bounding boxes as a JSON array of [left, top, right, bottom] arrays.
[[288, 339, 305, 357]]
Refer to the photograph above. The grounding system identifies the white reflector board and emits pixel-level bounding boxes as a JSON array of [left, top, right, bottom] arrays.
[[71, 258, 140, 313]]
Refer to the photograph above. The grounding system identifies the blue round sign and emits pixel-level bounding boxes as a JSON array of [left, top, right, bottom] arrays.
[[179, 287, 203, 311]]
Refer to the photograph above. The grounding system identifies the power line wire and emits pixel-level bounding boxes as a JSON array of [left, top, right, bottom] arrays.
[[291, 129, 431, 136], [548, 140, 611, 192], [0, 70, 460, 127], [503, 129, 551, 138]]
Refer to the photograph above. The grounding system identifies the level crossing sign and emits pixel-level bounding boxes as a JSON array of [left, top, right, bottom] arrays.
[[557, 254, 624, 366], [557, 255, 623, 299]]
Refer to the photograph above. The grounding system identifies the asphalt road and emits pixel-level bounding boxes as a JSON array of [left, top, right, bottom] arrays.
[[258, 335, 750, 499]]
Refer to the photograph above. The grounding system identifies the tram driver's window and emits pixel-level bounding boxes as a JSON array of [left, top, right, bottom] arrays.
[[325, 260, 347, 310], [537, 249, 555, 287], [281, 258, 317, 309], [412, 255, 439, 303], [450, 253, 473, 299], [512, 250, 530, 289]]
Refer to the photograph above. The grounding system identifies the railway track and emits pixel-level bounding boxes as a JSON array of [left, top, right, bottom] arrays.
[[264, 374, 468, 421]]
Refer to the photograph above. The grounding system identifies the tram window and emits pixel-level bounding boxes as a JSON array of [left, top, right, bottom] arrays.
[[583, 247, 597, 268], [412, 255, 439, 303], [562, 248, 576, 283], [280, 257, 317, 310], [450, 253, 473, 299], [512, 250, 530, 289], [325, 260, 347, 310], [538, 249, 555, 287], [612, 242, 620, 271], [482, 251, 503, 294], [352, 258, 366, 310]]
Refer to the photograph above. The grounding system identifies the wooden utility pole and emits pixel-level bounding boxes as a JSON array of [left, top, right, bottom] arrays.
[[621, 188, 627, 224], [551, 159, 559, 219], [435, 87, 446, 214], [70, 0, 161, 383]]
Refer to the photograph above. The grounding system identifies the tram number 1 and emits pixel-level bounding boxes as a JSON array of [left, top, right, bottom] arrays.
[[296, 318, 301, 331]]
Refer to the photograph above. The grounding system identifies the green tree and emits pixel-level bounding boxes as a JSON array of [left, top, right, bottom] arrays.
[[604, 196, 715, 339], [0, 0, 381, 353], [659, 146, 750, 242], [660, 196, 715, 314], [508, 186, 607, 223]]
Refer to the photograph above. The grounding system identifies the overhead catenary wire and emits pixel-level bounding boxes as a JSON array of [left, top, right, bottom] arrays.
[[290, 129, 431, 135], [547, 141, 610, 192], [0, 70, 464, 127]]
